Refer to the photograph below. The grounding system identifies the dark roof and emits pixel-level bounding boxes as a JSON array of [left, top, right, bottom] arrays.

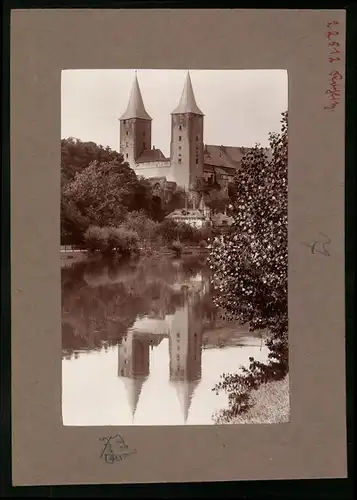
[[136, 148, 169, 163], [171, 72, 204, 116], [203, 144, 252, 169], [119, 74, 152, 121], [203, 164, 236, 178]]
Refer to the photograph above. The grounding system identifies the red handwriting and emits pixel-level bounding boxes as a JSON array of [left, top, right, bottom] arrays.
[[324, 21, 343, 111]]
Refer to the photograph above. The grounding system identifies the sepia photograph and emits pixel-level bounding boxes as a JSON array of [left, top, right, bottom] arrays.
[[61, 68, 289, 426]]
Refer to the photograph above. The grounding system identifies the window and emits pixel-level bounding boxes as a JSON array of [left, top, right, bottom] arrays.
[[178, 158, 181, 164], [143, 131, 146, 137], [179, 135, 182, 141], [143, 142, 146, 149], [196, 158, 199, 164], [123, 120, 126, 125], [126, 131, 128, 135], [179, 146, 181, 150], [196, 135, 199, 141], [179, 125, 182, 130], [126, 153, 128, 158], [126, 142, 128, 147]]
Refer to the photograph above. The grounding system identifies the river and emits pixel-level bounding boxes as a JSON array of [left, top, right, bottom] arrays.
[[61, 253, 269, 425]]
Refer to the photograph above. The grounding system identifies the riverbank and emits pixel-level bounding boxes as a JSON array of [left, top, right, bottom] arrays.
[[230, 374, 290, 424], [60, 245, 209, 267]]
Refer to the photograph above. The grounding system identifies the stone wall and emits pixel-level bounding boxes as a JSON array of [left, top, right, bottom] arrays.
[[134, 160, 173, 181]]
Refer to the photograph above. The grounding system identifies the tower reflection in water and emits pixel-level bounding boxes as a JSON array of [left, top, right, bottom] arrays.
[[118, 282, 204, 424]]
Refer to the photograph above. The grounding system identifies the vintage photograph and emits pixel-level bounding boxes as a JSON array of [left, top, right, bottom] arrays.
[[61, 69, 289, 426]]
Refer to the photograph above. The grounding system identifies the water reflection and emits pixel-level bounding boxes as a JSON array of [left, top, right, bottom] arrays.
[[62, 255, 267, 425]]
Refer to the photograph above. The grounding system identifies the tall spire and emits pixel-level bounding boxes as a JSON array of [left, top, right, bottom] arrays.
[[122, 377, 146, 421], [172, 71, 204, 116], [120, 72, 152, 121], [171, 379, 199, 424]]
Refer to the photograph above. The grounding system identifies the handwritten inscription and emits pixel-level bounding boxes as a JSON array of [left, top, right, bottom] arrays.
[[99, 434, 137, 464], [324, 20, 343, 111], [302, 232, 331, 257]]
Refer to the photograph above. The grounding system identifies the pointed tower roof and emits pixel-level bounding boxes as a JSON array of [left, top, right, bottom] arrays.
[[172, 71, 204, 116], [120, 72, 152, 121], [122, 376, 146, 420], [171, 379, 200, 424]]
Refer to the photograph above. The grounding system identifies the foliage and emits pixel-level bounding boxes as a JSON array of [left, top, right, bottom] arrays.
[[169, 240, 183, 256], [214, 375, 290, 425], [121, 210, 159, 245], [163, 187, 187, 215], [204, 189, 230, 214], [61, 198, 91, 245], [84, 225, 140, 256], [111, 227, 140, 256], [63, 159, 151, 226], [61, 137, 123, 186], [84, 226, 110, 253], [61, 144, 161, 245], [199, 239, 208, 249], [208, 111, 288, 423], [155, 218, 210, 246]]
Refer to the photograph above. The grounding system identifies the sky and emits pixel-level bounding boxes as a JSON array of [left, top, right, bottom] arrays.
[[61, 69, 288, 158]]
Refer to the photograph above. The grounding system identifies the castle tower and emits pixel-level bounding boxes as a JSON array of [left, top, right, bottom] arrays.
[[170, 71, 204, 193], [119, 72, 152, 169], [168, 302, 203, 423], [118, 331, 150, 421]]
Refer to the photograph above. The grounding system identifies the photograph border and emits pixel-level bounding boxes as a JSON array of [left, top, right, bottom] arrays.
[[60, 67, 290, 429], [4, 6, 352, 491]]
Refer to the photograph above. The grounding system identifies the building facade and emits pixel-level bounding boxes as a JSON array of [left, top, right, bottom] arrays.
[[119, 71, 265, 202]]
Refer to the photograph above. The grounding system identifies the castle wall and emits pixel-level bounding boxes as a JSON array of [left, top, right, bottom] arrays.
[[134, 160, 173, 182]]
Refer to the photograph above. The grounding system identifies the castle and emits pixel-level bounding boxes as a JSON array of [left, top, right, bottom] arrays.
[[118, 274, 205, 424], [118, 71, 256, 209]]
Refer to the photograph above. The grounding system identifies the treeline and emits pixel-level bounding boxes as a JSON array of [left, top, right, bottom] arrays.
[[61, 138, 217, 252]]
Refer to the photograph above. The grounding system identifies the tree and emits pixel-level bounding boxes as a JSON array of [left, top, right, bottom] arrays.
[[121, 210, 159, 244], [204, 188, 230, 214], [208, 111, 288, 422], [163, 187, 186, 215], [61, 137, 123, 185], [62, 158, 153, 230], [61, 197, 91, 245]]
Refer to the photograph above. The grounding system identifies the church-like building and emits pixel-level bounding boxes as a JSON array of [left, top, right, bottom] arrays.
[[117, 273, 206, 424], [118, 71, 256, 206]]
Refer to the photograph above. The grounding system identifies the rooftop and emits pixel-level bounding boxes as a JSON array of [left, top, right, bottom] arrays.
[[120, 73, 152, 121], [166, 209, 206, 220], [203, 144, 252, 169], [136, 148, 169, 163], [171, 71, 204, 116]]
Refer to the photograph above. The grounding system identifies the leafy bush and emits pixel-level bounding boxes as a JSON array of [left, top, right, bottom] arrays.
[[84, 226, 110, 253], [84, 225, 139, 256], [208, 111, 288, 423], [169, 240, 183, 257], [199, 239, 207, 248], [111, 226, 140, 256]]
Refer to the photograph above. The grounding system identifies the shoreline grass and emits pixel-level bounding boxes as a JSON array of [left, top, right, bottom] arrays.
[[231, 374, 290, 424]]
